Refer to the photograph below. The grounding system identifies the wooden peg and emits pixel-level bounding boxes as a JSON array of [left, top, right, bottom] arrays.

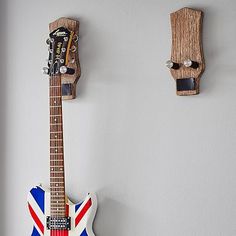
[[49, 17, 81, 100], [167, 8, 205, 96]]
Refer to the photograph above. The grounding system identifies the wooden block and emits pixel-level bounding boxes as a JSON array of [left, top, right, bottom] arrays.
[[168, 8, 205, 96], [49, 17, 81, 100]]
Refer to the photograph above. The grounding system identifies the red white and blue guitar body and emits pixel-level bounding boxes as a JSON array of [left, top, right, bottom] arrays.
[[28, 185, 97, 236]]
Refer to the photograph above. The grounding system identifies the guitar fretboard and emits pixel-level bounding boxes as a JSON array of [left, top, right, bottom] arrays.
[[49, 75, 66, 217]]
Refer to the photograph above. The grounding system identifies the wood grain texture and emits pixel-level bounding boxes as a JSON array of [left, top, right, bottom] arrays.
[[49, 17, 81, 100], [170, 7, 205, 95]]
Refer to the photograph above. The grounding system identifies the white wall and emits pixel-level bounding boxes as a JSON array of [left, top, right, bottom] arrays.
[[1, 0, 236, 235]]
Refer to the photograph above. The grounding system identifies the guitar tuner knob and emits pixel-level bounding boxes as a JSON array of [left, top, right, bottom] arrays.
[[42, 67, 49, 75], [70, 45, 76, 52], [64, 37, 68, 42], [60, 66, 67, 74], [183, 59, 199, 69], [165, 60, 179, 70], [46, 38, 50, 45], [73, 34, 79, 42]]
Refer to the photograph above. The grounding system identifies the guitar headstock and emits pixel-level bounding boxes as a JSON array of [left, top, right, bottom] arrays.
[[46, 27, 74, 76], [43, 17, 81, 100]]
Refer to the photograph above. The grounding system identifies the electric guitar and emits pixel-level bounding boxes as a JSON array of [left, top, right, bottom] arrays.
[[27, 19, 97, 236]]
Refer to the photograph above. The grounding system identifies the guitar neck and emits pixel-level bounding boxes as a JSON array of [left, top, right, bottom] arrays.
[[49, 75, 66, 217]]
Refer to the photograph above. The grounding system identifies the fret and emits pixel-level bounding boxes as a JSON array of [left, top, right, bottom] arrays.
[[50, 114, 62, 117], [50, 147, 63, 150], [50, 212, 66, 214], [50, 187, 65, 189], [50, 211, 66, 214], [50, 120, 62, 125], [50, 213, 66, 215], [50, 162, 64, 165], [49, 87, 61, 94], [50, 172, 64, 175], [50, 105, 62, 109], [50, 167, 64, 171], [50, 165, 64, 168], [50, 192, 65, 194], [50, 184, 64, 188], [50, 177, 65, 178], [50, 105, 62, 108], [51, 201, 65, 203], [50, 96, 61, 98]]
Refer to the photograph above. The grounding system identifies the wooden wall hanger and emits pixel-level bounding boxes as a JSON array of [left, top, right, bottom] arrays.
[[43, 17, 81, 100], [166, 8, 205, 96]]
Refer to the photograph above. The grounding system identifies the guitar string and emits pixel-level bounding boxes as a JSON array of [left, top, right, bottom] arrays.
[[53, 73, 61, 236], [51, 74, 59, 235], [50, 44, 67, 235], [53, 73, 65, 236]]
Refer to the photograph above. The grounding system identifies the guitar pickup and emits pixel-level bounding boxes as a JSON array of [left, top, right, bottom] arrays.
[[46, 216, 71, 230]]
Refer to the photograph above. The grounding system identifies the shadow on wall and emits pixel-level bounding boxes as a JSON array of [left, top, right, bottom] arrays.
[[0, 0, 7, 234], [94, 193, 126, 236]]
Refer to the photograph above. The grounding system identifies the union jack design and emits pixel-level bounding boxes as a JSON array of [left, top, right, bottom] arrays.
[[27, 185, 97, 236]]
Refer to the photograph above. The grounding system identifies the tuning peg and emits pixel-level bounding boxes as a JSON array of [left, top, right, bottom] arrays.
[[70, 45, 76, 52], [42, 67, 49, 75], [166, 60, 180, 70], [45, 59, 52, 64], [183, 59, 199, 69], [73, 34, 79, 42], [60, 66, 67, 74], [46, 38, 50, 44]]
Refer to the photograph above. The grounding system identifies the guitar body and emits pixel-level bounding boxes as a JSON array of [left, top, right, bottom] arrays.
[[27, 185, 97, 236]]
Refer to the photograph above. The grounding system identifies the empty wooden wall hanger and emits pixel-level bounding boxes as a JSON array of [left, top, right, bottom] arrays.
[[166, 7, 205, 96]]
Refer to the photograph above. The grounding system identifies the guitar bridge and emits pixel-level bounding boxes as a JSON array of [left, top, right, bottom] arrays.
[[46, 216, 71, 230]]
